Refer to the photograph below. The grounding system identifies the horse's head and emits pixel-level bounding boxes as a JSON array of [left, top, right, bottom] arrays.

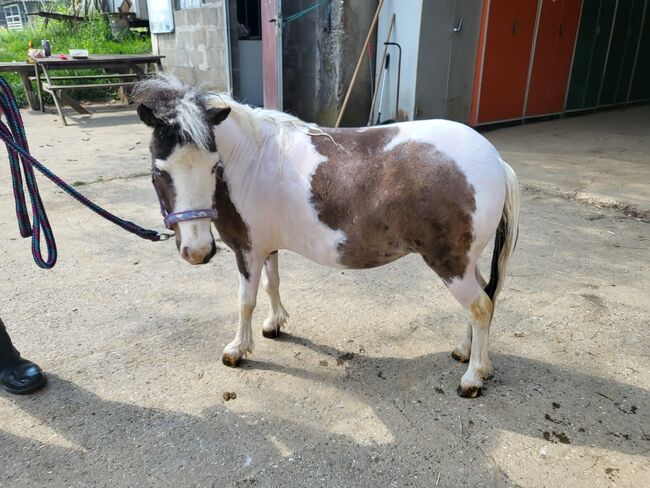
[[135, 75, 230, 265]]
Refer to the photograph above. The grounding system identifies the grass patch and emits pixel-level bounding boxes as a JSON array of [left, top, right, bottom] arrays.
[[0, 16, 151, 107]]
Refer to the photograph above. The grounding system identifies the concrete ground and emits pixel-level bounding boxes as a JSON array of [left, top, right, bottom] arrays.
[[0, 105, 648, 487]]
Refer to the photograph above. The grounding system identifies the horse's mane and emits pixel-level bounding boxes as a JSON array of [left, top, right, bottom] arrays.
[[205, 92, 319, 141], [135, 74, 331, 150]]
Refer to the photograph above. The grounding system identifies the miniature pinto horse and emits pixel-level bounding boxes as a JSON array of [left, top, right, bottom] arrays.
[[135, 75, 520, 398]]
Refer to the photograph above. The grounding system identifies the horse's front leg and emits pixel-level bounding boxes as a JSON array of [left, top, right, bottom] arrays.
[[261, 251, 289, 339], [222, 253, 264, 367]]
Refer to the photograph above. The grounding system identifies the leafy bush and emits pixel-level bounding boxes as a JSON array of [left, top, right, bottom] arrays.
[[0, 16, 151, 107]]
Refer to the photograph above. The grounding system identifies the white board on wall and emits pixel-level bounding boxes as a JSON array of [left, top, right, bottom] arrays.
[[147, 0, 175, 34]]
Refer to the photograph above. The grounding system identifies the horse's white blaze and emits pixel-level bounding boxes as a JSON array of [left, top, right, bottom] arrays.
[[155, 145, 217, 260]]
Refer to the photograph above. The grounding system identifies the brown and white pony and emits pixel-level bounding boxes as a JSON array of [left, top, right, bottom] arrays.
[[135, 76, 520, 398]]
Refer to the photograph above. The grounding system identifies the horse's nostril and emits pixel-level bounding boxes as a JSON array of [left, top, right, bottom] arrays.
[[181, 246, 191, 260]]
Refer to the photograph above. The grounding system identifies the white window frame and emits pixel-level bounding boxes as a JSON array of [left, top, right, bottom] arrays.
[[176, 0, 202, 9], [4, 4, 23, 30]]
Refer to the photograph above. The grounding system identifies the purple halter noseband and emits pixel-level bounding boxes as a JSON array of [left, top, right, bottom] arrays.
[[162, 208, 219, 228], [153, 184, 218, 229]]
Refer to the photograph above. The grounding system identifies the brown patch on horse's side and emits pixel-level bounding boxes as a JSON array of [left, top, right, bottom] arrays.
[[310, 127, 476, 281], [213, 164, 252, 279]]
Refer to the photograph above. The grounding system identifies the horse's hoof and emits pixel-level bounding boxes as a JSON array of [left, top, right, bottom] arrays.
[[262, 327, 280, 339], [222, 353, 241, 368], [457, 385, 482, 398], [451, 350, 469, 363]]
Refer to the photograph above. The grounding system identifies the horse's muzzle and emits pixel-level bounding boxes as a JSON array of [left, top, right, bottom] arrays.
[[180, 241, 217, 265]]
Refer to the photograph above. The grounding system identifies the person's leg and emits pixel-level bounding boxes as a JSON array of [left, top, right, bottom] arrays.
[[0, 318, 47, 395], [0, 318, 21, 366]]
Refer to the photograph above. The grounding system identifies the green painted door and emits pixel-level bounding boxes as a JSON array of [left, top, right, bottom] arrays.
[[583, 0, 616, 107], [613, 0, 646, 103], [567, 0, 601, 109], [629, 1, 650, 101], [600, 0, 637, 105]]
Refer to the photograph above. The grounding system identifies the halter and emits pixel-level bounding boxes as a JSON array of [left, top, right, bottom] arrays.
[[153, 183, 218, 229], [162, 207, 218, 228]]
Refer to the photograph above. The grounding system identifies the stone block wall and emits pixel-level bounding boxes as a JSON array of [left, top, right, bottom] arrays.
[[152, 3, 231, 92]]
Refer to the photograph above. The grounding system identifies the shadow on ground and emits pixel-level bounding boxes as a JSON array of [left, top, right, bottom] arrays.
[[2, 332, 647, 486]]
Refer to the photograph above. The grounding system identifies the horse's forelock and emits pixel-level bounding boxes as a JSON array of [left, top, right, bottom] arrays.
[[134, 75, 212, 151]]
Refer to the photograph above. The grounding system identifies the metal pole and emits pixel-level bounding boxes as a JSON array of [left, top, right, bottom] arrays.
[[367, 13, 395, 125], [276, 0, 283, 110], [384, 42, 401, 121]]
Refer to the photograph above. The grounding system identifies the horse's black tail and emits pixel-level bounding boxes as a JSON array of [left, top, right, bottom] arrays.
[[484, 160, 520, 304]]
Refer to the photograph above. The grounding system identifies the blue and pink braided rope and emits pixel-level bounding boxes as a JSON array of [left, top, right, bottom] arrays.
[[0, 76, 164, 269]]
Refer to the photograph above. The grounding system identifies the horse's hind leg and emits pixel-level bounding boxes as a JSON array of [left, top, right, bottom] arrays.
[[261, 251, 289, 338], [451, 267, 487, 363], [446, 268, 494, 398]]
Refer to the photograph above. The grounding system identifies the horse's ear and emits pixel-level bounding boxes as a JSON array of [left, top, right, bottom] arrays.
[[206, 107, 231, 126], [137, 104, 161, 127]]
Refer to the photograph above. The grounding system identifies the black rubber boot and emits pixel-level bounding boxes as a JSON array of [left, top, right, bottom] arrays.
[[0, 318, 47, 395], [1, 358, 47, 395]]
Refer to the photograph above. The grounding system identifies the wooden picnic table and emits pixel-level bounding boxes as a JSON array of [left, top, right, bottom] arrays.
[[1, 54, 164, 125], [0, 62, 40, 111], [34, 54, 164, 125]]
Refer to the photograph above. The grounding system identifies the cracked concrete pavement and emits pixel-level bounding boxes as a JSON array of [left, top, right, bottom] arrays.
[[0, 105, 648, 487]]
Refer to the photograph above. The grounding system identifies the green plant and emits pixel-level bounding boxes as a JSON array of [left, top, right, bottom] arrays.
[[0, 15, 151, 107]]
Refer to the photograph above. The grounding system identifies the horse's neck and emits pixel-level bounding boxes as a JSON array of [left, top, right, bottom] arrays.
[[215, 117, 271, 181]]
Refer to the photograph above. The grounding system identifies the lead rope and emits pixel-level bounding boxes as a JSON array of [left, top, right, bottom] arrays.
[[0, 76, 168, 270]]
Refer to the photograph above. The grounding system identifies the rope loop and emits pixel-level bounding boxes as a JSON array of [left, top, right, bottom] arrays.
[[0, 76, 165, 269]]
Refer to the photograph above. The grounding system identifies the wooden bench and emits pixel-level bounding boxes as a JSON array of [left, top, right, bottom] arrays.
[[41, 79, 140, 118], [31, 73, 139, 82]]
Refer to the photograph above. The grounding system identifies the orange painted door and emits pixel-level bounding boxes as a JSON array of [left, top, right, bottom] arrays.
[[526, 0, 583, 116], [478, 0, 539, 123]]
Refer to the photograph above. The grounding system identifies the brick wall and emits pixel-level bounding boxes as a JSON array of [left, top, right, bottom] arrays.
[[152, 3, 231, 92]]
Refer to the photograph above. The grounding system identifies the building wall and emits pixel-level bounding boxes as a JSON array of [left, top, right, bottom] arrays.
[[444, 0, 483, 122], [282, 0, 379, 126], [151, 3, 231, 92], [373, 0, 482, 124], [0, 1, 44, 30], [414, 0, 455, 120], [415, 0, 483, 122], [374, 0, 423, 122]]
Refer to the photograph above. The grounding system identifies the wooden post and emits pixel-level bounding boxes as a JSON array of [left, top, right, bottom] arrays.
[[335, 0, 385, 128], [367, 13, 395, 125]]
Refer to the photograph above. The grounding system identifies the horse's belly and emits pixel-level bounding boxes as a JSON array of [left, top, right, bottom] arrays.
[[279, 216, 347, 269]]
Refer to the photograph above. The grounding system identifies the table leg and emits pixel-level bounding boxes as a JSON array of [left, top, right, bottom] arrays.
[[41, 66, 67, 126], [129, 63, 146, 78], [19, 71, 39, 111], [58, 92, 91, 115], [34, 64, 44, 112], [115, 66, 130, 103]]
